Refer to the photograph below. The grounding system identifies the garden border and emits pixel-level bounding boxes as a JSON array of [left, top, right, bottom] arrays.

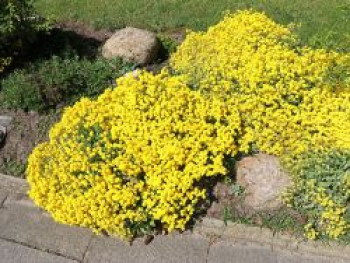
[[0, 173, 349, 261], [193, 217, 350, 260]]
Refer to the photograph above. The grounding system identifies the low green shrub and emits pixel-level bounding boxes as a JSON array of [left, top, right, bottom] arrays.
[[0, 55, 135, 111], [157, 34, 179, 59], [282, 151, 350, 240]]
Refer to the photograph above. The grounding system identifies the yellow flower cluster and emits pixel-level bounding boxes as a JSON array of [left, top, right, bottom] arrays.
[[0, 57, 11, 73], [27, 70, 241, 238], [171, 10, 350, 155]]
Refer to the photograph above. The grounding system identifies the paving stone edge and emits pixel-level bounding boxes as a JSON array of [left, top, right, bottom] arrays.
[[1, 173, 349, 260], [193, 217, 350, 260], [0, 173, 29, 193]]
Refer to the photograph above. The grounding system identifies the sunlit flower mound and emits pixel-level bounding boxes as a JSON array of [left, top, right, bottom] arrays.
[[171, 10, 350, 155], [27, 70, 242, 238], [170, 10, 350, 240]]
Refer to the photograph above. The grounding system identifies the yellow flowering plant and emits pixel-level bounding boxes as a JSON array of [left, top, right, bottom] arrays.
[[28, 10, 350, 240], [170, 10, 350, 239], [27, 70, 242, 238], [171, 10, 350, 156]]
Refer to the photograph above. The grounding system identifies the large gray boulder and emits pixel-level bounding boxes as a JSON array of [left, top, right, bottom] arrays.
[[102, 27, 160, 65], [236, 154, 292, 211]]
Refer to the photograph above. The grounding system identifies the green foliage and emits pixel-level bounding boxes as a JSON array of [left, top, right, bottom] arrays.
[[0, 71, 42, 110], [0, 55, 135, 111], [221, 205, 305, 236], [282, 151, 350, 239], [157, 34, 179, 58], [258, 210, 304, 234], [0, 0, 49, 68], [324, 56, 350, 88], [230, 184, 245, 197], [0, 158, 26, 178]]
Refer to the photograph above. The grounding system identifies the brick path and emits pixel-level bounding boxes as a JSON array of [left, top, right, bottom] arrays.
[[0, 174, 348, 263]]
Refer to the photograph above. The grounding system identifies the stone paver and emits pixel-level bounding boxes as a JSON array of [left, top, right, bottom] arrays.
[[0, 116, 13, 128], [223, 222, 274, 245], [275, 250, 347, 263], [207, 241, 276, 263], [0, 174, 349, 263], [0, 239, 77, 263], [84, 233, 209, 263], [0, 173, 29, 193], [207, 240, 347, 263], [0, 194, 92, 261], [196, 218, 350, 262]]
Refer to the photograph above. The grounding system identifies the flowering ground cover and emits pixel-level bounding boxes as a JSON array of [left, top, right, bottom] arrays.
[[26, 11, 350, 242], [1, 1, 349, 244]]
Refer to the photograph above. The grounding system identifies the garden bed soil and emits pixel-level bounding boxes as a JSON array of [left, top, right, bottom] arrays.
[[205, 182, 307, 237], [55, 20, 113, 42], [0, 109, 61, 178]]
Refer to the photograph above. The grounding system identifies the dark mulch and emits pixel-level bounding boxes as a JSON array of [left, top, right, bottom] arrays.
[[55, 20, 113, 42]]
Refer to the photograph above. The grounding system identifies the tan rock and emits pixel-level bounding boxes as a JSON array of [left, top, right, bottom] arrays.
[[102, 27, 160, 65], [236, 154, 291, 210]]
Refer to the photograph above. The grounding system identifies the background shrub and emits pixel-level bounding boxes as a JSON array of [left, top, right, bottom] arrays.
[[0, 55, 135, 111], [0, 0, 49, 72], [0, 57, 11, 73]]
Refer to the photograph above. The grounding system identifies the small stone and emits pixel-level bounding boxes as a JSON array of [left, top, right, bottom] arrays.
[[0, 116, 13, 128], [236, 154, 292, 211], [102, 27, 160, 65]]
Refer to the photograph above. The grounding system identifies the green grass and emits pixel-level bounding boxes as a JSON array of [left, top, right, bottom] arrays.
[[34, 0, 350, 51]]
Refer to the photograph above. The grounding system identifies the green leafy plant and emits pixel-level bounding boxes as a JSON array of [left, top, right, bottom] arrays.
[[0, 55, 135, 111], [0, 158, 26, 178], [282, 151, 350, 240], [230, 184, 245, 197], [223, 207, 233, 226], [157, 34, 179, 59]]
